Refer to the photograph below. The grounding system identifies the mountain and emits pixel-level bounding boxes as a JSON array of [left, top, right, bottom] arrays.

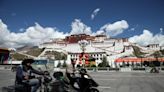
[[17, 46, 38, 52]]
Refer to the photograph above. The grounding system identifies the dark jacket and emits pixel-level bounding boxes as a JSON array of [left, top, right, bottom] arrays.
[[16, 65, 44, 84]]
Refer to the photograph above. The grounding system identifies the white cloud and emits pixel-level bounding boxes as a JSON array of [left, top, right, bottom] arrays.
[[0, 19, 12, 43], [0, 19, 130, 48], [160, 28, 163, 33], [129, 29, 164, 46], [70, 19, 92, 35], [130, 28, 135, 31], [98, 20, 129, 36], [95, 30, 105, 35], [19, 28, 25, 32], [91, 8, 100, 20], [0, 19, 68, 48], [128, 25, 138, 31]]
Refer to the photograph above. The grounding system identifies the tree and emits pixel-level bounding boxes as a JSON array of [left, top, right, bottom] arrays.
[[98, 56, 108, 67], [57, 62, 61, 67], [152, 51, 162, 67], [62, 60, 67, 67], [153, 51, 162, 60], [160, 49, 164, 55]]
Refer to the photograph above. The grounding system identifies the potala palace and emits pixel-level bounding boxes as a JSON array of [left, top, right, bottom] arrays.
[[36, 34, 164, 68]]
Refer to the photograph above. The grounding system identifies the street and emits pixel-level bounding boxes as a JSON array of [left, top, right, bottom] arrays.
[[90, 71, 164, 92], [0, 69, 164, 92]]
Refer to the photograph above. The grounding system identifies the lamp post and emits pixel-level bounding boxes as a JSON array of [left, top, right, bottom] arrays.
[[8, 48, 16, 71], [8, 48, 16, 64], [78, 40, 88, 68]]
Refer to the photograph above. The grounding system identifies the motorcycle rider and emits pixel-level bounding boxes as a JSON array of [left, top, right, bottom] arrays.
[[15, 59, 44, 92], [66, 61, 99, 92], [65, 59, 77, 87]]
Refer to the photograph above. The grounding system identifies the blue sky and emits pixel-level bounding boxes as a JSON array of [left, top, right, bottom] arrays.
[[0, 0, 164, 48]]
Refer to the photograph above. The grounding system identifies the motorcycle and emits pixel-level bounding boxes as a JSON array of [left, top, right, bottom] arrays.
[[38, 71, 52, 92], [150, 67, 159, 73], [50, 71, 70, 92], [66, 68, 99, 92], [2, 71, 52, 92], [11, 65, 17, 72]]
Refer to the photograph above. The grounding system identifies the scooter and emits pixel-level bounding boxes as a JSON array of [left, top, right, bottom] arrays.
[[66, 68, 99, 92]]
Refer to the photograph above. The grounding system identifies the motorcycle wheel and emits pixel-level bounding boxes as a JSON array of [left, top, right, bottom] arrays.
[[89, 88, 99, 92]]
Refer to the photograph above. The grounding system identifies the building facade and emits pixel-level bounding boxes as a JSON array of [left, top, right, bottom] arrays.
[[38, 34, 164, 67]]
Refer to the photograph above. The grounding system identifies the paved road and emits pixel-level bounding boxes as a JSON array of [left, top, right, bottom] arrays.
[[0, 70, 164, 92], [90, 71, 164, 92], [0, 70, 15, 89]]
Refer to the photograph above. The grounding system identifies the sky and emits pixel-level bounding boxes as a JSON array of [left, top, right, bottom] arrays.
[[0, 0, 164, 48]]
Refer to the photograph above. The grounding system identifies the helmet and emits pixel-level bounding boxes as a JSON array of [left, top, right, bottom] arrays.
[[22, 59, 35, 65], [53, 71, 63, 79], [80, 68, 87, 74]]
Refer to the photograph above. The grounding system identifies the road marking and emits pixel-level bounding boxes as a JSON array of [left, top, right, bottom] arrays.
[[99, 86, 111, 89]]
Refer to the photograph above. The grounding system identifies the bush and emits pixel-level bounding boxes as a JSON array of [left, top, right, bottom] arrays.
[[90, 64, 96, 67], [87, 67, 94, 70]]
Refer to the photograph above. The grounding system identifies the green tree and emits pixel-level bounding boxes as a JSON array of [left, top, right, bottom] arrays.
[[153, 51, 162, 59], [90, 64, 96, 67], [62, 60, 67, 67], [57, 62, 61, 67], [160, 49, 164, 56], [98, 56, 108, 67]]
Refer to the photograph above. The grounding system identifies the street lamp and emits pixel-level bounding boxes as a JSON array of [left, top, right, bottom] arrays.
[[78, 40, 88, 68], [8, 48, 16, 64]]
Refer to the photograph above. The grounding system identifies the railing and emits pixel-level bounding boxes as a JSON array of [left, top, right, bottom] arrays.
[[86, 67, 120, 71], [84, 67, 164, 72]]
